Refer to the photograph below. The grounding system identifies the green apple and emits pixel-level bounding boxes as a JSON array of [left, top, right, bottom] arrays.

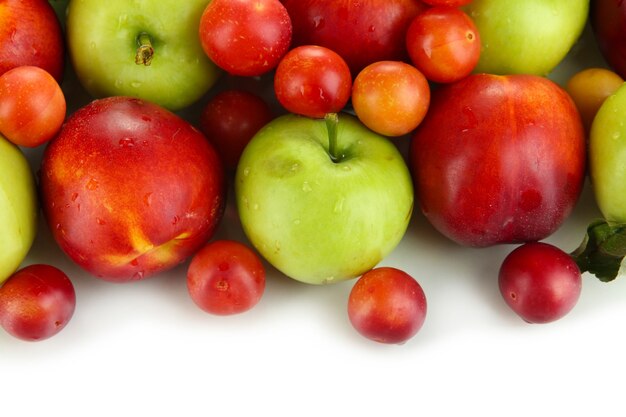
[[66, 0, 221, 111], [590, 83, 626, 223], [235, 113, 414, 285], [0, 135, 37, 285], [464, 0, 588, 76]]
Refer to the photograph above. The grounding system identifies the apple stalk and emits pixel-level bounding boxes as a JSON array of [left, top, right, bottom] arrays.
[[325, 113, 342, 162], [135, 32, 154, 66]]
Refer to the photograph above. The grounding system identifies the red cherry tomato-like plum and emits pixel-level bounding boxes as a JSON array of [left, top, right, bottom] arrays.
[[274, 45, 352, 118], [198, 0, 292, 76], [498, 242, 582, 324], [352, 61, 430, 137], [200, 90, 273, 171], [0, 66, 66, 147], [0, 264, 76, 341], [187, 240, 266, 315], [348, 267, 427, 344], [406, 6, 481, 84]]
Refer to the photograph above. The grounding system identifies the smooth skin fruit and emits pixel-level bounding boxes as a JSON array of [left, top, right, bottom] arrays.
[[348, 267, 427, 344], [0, 264, 76, 341], [0, 136, 38, 285], [0, 66, 66, 147], [498, 242, 582, 324], [66, 0, 221, 111], [187, 240, 265, 316], [236, 113, 414, 285]]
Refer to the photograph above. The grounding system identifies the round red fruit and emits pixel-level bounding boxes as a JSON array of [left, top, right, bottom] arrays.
[[406, 6, 481, 84], [200, 89, 273, 171], [348, 267, 427, 344], [274, 45, 352, 118], [199, 0, 292, 77], [352, 61, 430, 137], [187, 240, 265, 315], [0, 66, 66, 147], [0, 264, 76, 341], [498, 242, 582, 324]]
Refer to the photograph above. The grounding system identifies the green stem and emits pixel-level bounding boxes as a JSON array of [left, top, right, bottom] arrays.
[[135, 32, 154, 66], [325, 113, 340, 162]]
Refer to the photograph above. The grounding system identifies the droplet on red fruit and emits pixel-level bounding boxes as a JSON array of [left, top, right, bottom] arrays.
[[498, 242, 582, 324]]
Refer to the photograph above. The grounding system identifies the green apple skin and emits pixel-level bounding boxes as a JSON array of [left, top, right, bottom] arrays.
[[66, 0, 221, 111], [0, 135, 38, 285], [590, 83, 626, 223], [464, 0, 588, 76], [235, 113, 414, 285]]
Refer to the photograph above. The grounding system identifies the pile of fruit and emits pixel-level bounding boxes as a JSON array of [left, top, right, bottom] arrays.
[[1, 0, 626, 345]]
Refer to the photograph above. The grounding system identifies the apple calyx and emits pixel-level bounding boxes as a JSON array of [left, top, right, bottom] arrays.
[[570, 219, 626, 282], [135, 32, 154, 66], [325, 113, 343, 163]]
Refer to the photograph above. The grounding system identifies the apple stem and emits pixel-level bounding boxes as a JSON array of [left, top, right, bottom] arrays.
[[135, 32, 154, 66], [325, 113, 340, 162]]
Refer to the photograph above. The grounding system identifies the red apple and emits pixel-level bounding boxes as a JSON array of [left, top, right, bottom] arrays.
[[410, 74, 586, 247], [591, 0, 626, 79], [0, 0, 65, 81], [282, 0, 427, 75], [40, 96, 225, 282]]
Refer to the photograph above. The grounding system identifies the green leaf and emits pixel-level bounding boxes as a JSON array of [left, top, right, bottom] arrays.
[[571, 219, 626, 282]]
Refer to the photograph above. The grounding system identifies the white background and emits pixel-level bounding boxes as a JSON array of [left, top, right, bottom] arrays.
[[2, 21, 626, 416]]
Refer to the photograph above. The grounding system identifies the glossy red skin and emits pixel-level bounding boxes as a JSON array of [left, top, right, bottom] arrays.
[[348, 267, 427, 344], [0, 264, 76, 341], [40, 97, 225, 282], [351, 60, 430, 137], [199, 90, 273, 171], [405, 6, 481, 84], [199, 0, 292, 77], [410, 74, 586, 247], [591, 0, 626, 79], [0, 0, 64, 81], [282, 0, 427, 75], [498, 242, 582, 324], [187, 240, 265, 315], [274, 45, 352, 118], [0, 66, 66, 147]]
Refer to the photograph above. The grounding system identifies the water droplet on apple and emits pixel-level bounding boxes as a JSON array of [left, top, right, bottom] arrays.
[[131, 81, 142, 89], [612, 131, 621, 140], [322, 276, 335, 284], [302, 181, 312, 192], [119, 137, 135, 147], [71, 193, 79, 202], [141, 115, 151, 122], [290, 163, 300, 172], [243, 167, 251, 176], [89, 41, 97, 50], [293, 219, 301, 225], [132, 271, 145, 280], [86, 178, 99, 190], [172, 215, 180, 225], [342, 165, 351, 172], [143, 192, 153, 206], [252, 203, 259, 210], [242, 196, 249, 208], [333, 198, 345, 213], [55, 223, 62, 230], [368, 25, 375, 32], [96, 218, 106, 225], [114, 79, 123, 88]]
